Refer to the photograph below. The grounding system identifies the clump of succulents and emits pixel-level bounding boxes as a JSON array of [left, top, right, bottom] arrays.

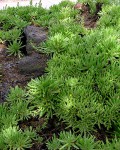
[[0, 0, 120, 149]]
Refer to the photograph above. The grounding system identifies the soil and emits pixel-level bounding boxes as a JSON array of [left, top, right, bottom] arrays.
[[0, 43, 49, 103], [18, 116, 66, 150], [75, 3, 102, 28]]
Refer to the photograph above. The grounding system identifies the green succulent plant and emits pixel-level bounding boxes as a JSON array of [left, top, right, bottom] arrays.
[[0, 0, 120, 149], [7, 40, 23, 57], [47, 131, 99, 150], [0, 126, 36, 150], [4, 28, 22, 41]]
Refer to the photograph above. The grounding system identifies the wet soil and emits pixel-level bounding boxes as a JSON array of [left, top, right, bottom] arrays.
[[93, 124, 115, 143], [75, 3, 102, 28], [0, 43, 49, 102], [19, 116, 66, 150]]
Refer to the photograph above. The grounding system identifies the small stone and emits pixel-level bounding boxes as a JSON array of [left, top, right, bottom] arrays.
[[17, 53, 48, 75], [74, 3, 83, 10], [24, 25, 48, 54]]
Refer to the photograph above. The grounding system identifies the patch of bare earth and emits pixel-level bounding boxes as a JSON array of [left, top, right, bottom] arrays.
[[74, 2, 102, 28], [0, 43, 49, 102]]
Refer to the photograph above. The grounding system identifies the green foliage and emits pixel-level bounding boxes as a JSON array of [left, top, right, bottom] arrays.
[[0, 27, 23, 57], [0, 103, 17, 129], [0, 86, 42, 149], [6, 86, 32, 120], [27, 0, 120, 135], [9, 15, 29, 29], [77, 135, 98, 150], [42, 33, 71, 53], [98, 5, 120, 28], [47, 131, 99, 150], [0, 126, 36, 150], [0, 0, 120, 149], [47, 131, 79, 150], [27, 77, 62, 117], [0, 12, 13, 30], [99, 138, 120, 150], [7, 40, 23, 57], [56, 87, 104, 133], [0, 2, 49, 58], [44, 26, 120, 133]]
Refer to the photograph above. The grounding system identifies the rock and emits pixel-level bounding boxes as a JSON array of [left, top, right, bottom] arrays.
[[74, 3, 83, 10], [0, 83, 9, 103], [74, 3, 88, 12], [17, 53, 48, 76], [24, 25, 48, 54]]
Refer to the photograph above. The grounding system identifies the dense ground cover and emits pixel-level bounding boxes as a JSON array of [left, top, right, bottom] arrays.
[[0, 0, 120, 149]]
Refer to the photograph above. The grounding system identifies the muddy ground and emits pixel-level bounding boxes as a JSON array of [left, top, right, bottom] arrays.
[[0, 44, 49, 102]]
